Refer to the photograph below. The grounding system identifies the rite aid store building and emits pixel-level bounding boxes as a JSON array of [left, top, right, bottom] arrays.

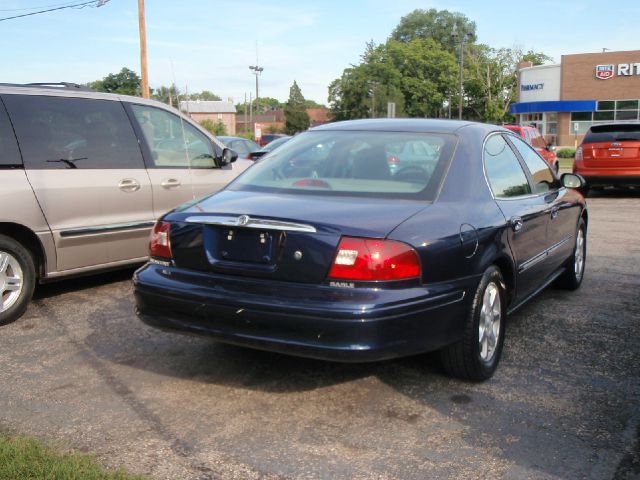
[[510, 49, 640, 146]]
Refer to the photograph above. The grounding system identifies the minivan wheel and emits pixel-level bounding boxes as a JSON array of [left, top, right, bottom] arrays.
[[0, 235, 36, 326], [439, 266, 506, 381], [556, 219, 587, 290]]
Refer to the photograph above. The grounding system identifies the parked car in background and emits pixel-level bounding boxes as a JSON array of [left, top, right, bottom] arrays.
[[217, 136, 261, 160], [259, 133, 288, 147], [248, 135, 292, 160], [502, 124, 558, 172], [134, 118, 588, 381], [574, 123, 640, 191], [0, 83, 250, 326]]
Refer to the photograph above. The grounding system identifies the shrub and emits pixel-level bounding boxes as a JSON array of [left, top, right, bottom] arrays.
[[199, 119, 226, 136], [557, 148, 576, 158]]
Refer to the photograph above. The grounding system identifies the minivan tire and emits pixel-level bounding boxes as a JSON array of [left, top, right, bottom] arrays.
[[0, 235, 36, 326]]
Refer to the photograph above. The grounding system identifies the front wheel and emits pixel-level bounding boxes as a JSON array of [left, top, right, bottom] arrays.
[[439, 266, 506, 381], [0, 235, 36, 326], [556, 219, 586, 290]]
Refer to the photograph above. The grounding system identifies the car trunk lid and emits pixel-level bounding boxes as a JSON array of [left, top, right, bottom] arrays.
[[165, 190, 428, 283], [581, 140, 640, 168]]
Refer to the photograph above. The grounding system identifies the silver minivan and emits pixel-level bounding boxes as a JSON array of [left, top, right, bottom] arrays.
[[0, 83, 251, 325]]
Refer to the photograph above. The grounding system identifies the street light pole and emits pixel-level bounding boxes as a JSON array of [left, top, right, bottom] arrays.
[[249, 65, 264, 118], [452, 24, 472, 120]]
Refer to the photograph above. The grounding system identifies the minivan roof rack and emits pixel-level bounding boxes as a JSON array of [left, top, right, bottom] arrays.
[[0, 82, 94, 91]]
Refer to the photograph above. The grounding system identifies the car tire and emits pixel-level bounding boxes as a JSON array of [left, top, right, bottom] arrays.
[[439, 266, 506, 381], [0, 235, 36, 326], [556, 219, 587, 290]]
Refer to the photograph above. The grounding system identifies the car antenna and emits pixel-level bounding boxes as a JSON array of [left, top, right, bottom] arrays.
[[170, 58, 196, 202]]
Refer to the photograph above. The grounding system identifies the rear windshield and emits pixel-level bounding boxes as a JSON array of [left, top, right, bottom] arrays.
[[584, 124, 640, 143], [227, 130, 457, 200]]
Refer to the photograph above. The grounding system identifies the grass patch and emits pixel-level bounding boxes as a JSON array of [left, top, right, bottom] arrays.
[[559, 157, 574, 170], [0, 435, 147, 480]]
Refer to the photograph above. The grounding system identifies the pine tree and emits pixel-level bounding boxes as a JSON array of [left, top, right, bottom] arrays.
[[284, 81, 311, 135]]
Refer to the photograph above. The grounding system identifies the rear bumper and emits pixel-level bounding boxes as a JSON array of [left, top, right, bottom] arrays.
[[577, 174, 640, 187], [574, 166, 640, 186], [133, 264, 477, 362]]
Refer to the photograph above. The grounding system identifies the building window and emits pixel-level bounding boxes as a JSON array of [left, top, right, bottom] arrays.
[[571, 99, 640, 134]]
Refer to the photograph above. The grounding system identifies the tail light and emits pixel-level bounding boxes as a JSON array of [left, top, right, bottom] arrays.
[[149, 221, 172, 259], [387, 155, 400, 166], [575, 147, 583, 162], [328, 237, 421, 281]]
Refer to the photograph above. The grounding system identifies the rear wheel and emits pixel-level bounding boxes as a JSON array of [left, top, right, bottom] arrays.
[[0, 235, 36, 326], [440, 266, 506, 381], [557, 219, 586, 290]]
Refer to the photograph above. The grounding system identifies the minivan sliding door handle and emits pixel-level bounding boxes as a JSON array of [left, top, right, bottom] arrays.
[[161, 178, 181, 189]]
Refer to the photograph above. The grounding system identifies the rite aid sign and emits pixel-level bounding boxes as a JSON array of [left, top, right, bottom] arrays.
[[595, 63, 640, 80]]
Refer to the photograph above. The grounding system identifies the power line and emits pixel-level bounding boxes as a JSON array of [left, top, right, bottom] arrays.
[[0, 0, 108, 22], [0, 1, 88, 12]]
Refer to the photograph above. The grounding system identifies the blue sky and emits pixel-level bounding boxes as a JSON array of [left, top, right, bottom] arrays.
[[3, 0, 639, 105]]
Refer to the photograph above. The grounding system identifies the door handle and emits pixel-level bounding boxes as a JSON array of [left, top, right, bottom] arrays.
[[118, 178, 141, 192], [161, 178, 181, 189], [510, 216, 524, 233], [550, 206, 559, 219]]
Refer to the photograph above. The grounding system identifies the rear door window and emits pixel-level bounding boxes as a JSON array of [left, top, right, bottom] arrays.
[[484, 134, 531, 198], [0, 100, 21, 167], [2, 95, 144, 169]]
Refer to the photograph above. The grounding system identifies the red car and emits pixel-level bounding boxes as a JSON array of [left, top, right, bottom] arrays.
[[503, 124, 559, 172], [574, 124, 640, 190]]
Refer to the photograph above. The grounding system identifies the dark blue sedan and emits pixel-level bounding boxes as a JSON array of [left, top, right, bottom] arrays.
[[134, 119, 587, 381]]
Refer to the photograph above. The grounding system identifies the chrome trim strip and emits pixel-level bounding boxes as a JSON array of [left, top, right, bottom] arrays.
[[547, 234, 573, 255], [518, 234, 573, 273], [519, 250, 547, 273], [184, 215, 317, 233], [60, 221, 155, 238]]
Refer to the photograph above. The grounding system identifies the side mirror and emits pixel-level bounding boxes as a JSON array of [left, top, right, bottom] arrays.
[[561, 173, 584, 189], [547, 145, 556, 152], [220, 147, 238, 166]]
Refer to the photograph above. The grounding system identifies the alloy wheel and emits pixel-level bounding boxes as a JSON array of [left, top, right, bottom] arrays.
[[479, 282, 501, 362], [0, 251, 24, 313]]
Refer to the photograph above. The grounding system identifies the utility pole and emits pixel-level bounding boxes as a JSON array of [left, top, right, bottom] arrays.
[[138, 0, 150, 98], [452, 24, 472, 120]]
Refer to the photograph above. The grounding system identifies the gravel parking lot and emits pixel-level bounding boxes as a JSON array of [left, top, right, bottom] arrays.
[[1, 190, 639, 480]]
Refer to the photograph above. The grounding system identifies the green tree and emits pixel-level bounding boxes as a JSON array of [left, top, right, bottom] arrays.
[[464, 45, 551, 123], [188, 90, 222, 101], [237, 97, 284, 115], [284, 81, 311, 134], [199, 119, 226, 136], [391, 8, 477, 52], [88, 68, 141, 96], [152, 84, 184, 106], [328, 38, 455, 120]]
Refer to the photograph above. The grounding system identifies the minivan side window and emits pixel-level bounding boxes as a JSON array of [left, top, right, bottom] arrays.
[[508, 136, 559, 194], [0, 100, 21, 167], [2, 95, 144, 169], [130, 105, 216, 168], [484, 134, 532, 198]]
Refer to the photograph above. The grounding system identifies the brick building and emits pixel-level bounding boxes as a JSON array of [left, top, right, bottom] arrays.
[[510, 49, 640, 146], [179, 100, 237, 135]]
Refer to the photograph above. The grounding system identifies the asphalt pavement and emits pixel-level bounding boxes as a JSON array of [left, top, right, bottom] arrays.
[[1, 189, 639, 480]]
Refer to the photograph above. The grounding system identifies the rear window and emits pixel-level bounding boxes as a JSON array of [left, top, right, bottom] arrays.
[[584, 124, 640, 143], [3, 94, 144, 169], [228, 130, 456, 200]]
